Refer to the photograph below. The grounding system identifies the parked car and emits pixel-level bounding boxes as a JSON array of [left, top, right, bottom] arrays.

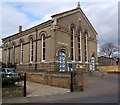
[[0, 68, 20, 84]]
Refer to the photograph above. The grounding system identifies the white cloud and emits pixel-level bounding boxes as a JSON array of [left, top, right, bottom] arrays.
[[1, 2, 76, 42], [1, 1, 118, 49], [2, 3, 30, 36], [82, 2, 118, 46]]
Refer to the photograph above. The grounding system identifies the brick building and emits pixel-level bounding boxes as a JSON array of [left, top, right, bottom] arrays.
[[2, 3, 98, 73], [98, 56, 118, 66]]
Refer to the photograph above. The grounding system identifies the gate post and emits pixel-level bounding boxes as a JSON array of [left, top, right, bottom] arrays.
[[24, 72, 27, 97]]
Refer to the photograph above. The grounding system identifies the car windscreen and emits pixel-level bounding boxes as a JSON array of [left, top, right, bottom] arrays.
[[7, 69, 16, 73]]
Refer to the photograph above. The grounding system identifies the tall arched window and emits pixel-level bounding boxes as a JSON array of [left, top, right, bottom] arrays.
[[6, 45, 8, 65], [30, 38, 34, 63], [12, 43, 15, 64], [20, 41, 23, 64], [84, 32, 88, 62], [41, 34, 45, 61], [78, 29, 82, 62], [70, 25, 75, 61]]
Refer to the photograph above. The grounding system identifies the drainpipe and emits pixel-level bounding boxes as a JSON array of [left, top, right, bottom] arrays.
[[35, 28, 38, 70]]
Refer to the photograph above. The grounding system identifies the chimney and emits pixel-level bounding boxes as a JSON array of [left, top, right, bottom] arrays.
[[19, 25, 22, 32]]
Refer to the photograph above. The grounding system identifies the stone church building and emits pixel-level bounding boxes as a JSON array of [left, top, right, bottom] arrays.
[[2, 3, 98, 73]]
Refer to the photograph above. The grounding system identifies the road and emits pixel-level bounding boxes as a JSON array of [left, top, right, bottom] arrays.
[[2, 73, 119, 104], [49, 73, 119, 103]]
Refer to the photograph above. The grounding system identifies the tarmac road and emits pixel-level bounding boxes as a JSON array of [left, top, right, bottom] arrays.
[[49, 73, 119, 103], [50, 91, 118, 103]]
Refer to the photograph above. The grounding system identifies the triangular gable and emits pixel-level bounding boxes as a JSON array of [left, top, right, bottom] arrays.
[[51, 7, 98, 35]]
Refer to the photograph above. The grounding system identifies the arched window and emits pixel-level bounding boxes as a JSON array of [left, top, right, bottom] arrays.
[[78, 29, 82, 62], [20, 41, 23, 64], [12, 43, 15, 64], [41, 34, 45, 61], [30, 38, 33, 63], [6, 45, 8, 65], [84, 31, 88, 62], [70, 25, 75, 61]]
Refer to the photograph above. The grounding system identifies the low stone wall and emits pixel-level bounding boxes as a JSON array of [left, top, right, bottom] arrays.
[[49, 75, 70, 88], [28, 71, 104, 88], [2, 86, 24, 98], [28, 72, 71, 88]]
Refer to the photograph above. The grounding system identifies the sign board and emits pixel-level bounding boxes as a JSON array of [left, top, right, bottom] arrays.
[[68, 63, 73, 72]]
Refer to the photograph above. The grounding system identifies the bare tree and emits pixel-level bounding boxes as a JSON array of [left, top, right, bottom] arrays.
[[100, 42, 119, 57]]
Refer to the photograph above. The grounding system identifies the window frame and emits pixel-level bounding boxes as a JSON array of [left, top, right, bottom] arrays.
[[30, 38, 34, 63], [6, 46, 8, 65], [78, 30, 82, 62], [70, 25, 75, 62], [12, 43, 15, 64], [41, 34, 46, 62], [20, 41, 23, 64], [84, 33, 88, 63]]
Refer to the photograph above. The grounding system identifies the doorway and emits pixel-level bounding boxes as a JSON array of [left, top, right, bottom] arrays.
[[90, 56, 95, 72], [59, 51, 66, 72]]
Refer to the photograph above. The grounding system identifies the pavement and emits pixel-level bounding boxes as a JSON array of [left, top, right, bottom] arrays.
[[2, 73, 119, 104], [27, 81, 70, 97]]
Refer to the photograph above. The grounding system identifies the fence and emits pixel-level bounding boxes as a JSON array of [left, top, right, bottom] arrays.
[[98, 65, 120, 73]]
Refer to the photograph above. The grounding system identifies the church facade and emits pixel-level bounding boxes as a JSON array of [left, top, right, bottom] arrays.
[[2, 3, 98, 73]]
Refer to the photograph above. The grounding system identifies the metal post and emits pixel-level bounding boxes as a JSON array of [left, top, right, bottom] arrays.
[[70, 71, 73, 92], [24, 72, 26, 97]]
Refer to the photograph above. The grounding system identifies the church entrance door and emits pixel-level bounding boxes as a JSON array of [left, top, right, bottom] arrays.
[[59, 51, 66, 72]]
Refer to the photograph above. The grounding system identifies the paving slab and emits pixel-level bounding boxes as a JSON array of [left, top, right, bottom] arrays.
[[26, 81, 70, 97]]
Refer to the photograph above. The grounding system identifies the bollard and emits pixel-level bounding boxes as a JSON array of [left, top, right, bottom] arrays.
[[70, 71, 73, 92], [81, 80, 84, 90], [24, 72, 27, 97]]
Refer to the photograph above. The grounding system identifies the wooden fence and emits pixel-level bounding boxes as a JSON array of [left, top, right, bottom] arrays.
[[98, 65, 120, 73]]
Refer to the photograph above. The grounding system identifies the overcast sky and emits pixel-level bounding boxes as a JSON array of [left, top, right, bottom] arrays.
[[0, 0, 119, 49]]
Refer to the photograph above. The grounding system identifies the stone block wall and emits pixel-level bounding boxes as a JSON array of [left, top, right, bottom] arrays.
[[28, 71, 71, 88]]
